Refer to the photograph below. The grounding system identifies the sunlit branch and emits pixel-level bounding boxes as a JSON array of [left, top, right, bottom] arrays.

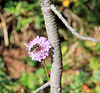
[[51, 4, 100, 42], [33, 81, 50, 93]]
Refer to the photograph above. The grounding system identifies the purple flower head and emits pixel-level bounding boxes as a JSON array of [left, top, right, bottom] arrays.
[[25, 36, 52, 62]]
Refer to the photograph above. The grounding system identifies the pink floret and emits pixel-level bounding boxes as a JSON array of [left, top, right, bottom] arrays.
[[25, 36, 51, 62]]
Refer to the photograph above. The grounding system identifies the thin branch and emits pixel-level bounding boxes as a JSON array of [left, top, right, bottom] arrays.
[[33, 81, 50, 93], [51, 4, 100, 42], [0, 15, 16, 29]]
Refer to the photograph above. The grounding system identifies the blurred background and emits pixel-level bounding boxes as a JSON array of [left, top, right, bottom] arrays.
[[0, 0, 100, 93]]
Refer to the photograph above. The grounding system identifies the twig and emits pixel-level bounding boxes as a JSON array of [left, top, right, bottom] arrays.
[[0, 15, 16, 29], [33, 81, 50, 93], [0, 14, 9, 46], [51, 4, 100, 42]]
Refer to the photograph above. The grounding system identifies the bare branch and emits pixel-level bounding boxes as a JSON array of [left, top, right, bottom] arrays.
[[51, 4, 100, 42], [0, 14, 9, 46], [33, 81, 50, 93]]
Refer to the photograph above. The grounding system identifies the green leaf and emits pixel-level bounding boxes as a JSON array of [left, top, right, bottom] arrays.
[[94, 43, 100, 54], [19, 72, 28, 86], [21, 57, 28, 62], [95, 85, 100, 93], [92, 70, 100, 83], [10, 36, 13, 44], [28, 60, 37, 66], [90, 57, 99, 70], [61, 42, 68, 55], [35, 68, 45, 78]]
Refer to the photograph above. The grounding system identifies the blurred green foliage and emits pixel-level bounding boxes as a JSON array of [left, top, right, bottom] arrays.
[[21, 57, 38, 66], [19, 68, 46, 93], [5, 0, 44, 30], [0, 0, 100, 93], [0, 57, 49, 93], [0, 57, 17, 93], [71, 0, 100, 25], [62, 72, 89, 93]]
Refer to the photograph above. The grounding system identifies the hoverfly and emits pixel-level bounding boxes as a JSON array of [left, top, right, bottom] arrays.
[[30, 43, 39, 52]]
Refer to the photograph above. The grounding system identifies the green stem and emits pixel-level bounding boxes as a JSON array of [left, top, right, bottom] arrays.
[[43, 59, 50, 81]]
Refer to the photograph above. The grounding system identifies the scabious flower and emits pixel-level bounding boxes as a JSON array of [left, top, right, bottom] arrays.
[[25, 36, 51, 62]]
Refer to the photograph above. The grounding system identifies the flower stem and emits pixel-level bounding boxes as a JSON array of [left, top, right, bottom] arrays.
[[43, 60, 50, 81]]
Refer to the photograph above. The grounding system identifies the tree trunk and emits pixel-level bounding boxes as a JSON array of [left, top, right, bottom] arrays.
[[40, 0, 62, 93]]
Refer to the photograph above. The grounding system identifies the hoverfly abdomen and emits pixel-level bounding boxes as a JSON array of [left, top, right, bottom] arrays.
[[30, 43, 39, 52]]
